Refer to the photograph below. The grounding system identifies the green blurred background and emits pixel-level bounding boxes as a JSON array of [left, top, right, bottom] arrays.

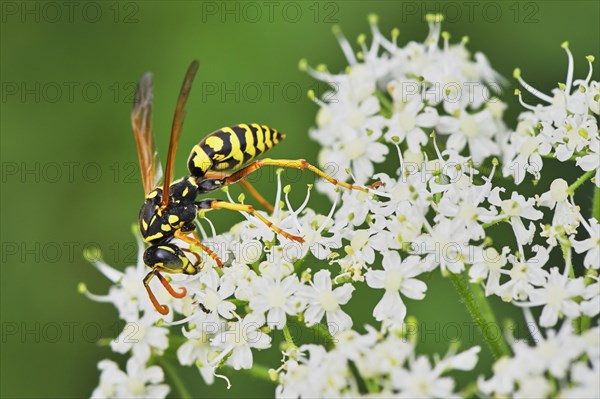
[[1, 1, 598, 397]]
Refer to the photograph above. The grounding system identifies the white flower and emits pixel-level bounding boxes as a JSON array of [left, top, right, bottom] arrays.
[[468, 246, 508, 296], [571, 217, 600, 269], [297, 269, 355, 335], [504, 45, 599, 184], [343, 229, 377, 265], [537, 178, 580, 237], [212, 313, 271, 370], [292, 208, 342, 260], [581, 278, 599, 317], [83, 236, 174, 323], [196, 269, 236, 321], [496, 245, 549, 301], [384, 96, 437, 151], [391, 356, 457, 398], [414, 217, 473, 274], [91, 360, 122, 399], [436, 176, 496, 241], [502, 132, 546, 184], [91, 357, 169, 399], [437, 109, 500, 163], [111, 315, 169, 361], [489, 188, 543, 245], [249, 275, 303, 329], [365, 252, 427, 326], [576, 136, 600, 187], [176, 322, 223, 385], [518, 267, 585, 327], [560, 361, 600, 398]]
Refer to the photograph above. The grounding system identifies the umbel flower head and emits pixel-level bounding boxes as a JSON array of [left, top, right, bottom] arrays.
[[504, 44, 599, 185], [85, 13, 599, 399]]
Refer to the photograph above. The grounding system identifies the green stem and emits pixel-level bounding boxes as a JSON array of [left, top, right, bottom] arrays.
[[448, 272, 510, 359], [158, 358, 193, 399], [559, 239, 575, 279], [567, 169, 595, 195], [459, 381, 479, 399], [283, 324, 297, 348], [364, 378, 381, 394], [237, 363, 274, 383], [593, 186, 600, 220], [577, 269, 598, 333], [311, 323, 335, 348], [482, 216, 510, 229], [293, 256, 306, 272], [374, 90, 393, 117]]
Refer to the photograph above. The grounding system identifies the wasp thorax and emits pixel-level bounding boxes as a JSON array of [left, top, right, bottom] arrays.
[[138, 177, 200, 244]]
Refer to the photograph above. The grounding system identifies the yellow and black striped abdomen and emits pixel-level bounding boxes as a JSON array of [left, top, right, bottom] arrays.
[[187, 123, 285, 177]]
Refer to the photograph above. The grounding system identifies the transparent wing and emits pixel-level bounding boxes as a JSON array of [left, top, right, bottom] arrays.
[[161, 60, 199, 207], [131, 73, 163, 195]]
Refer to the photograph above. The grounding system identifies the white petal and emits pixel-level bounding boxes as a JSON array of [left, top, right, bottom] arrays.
[[267, 307, 287, 330], [325, 309, 353, 334], [365, 269, 385, 289], [313, 270, 332, 290], [304, 305, 325, 326], [333, 283, 355, 304]]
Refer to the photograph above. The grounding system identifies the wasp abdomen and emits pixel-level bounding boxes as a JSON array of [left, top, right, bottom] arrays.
[[187, 123, 285, 178]]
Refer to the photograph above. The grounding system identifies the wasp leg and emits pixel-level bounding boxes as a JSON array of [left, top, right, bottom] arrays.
[[196, 199, 304, 243], [154, 269, 187, 298], [143, 270, 172, 315], [174, 230, 224, 268], [221, 158, 369, 192], [199, 171, 274, 212], [237, 180, 274, 213]]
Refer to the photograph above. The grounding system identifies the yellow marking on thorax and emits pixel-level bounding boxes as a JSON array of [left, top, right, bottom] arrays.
[[191, 144, 212, 172], [146, 232, 163, 241], [240, 124, 256, 159], [168, 215, 179, 224], [182, 187, 189, 197], [141, 219, 148, 231], [161, 224, 172, 232], [147, 190, 158, 199], [205, 136, 224, 151], [252, 123, 265, 152]]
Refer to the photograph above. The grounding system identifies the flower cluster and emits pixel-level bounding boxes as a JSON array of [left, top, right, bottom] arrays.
[[85, 13, 599, 399], [276, 326, 480, 398], [504, 45, 599, 185], [478, 323, 599, 398]]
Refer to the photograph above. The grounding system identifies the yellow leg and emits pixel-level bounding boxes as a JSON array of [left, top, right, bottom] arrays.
[[224, 158, 369, 192], [204, 171, 275, 212], [174, 230, 223, 268], [207, 200, 304, 243], [238, 180, 275, 213]]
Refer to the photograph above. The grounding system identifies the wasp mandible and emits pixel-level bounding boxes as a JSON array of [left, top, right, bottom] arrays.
[[132, 60, 371, 315]]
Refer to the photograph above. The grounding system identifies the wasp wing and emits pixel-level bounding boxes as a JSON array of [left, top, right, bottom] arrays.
[[132, 72, 163, 195], [161, 60, 199, 207]]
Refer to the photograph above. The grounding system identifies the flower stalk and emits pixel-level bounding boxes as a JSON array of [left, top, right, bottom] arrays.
[[567, 169, 595, 195], [158, 358, 193, 399], [448, 272, 511, 359]]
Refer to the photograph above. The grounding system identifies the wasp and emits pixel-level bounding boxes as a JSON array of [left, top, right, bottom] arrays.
[[132, 60, 371, 315]]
